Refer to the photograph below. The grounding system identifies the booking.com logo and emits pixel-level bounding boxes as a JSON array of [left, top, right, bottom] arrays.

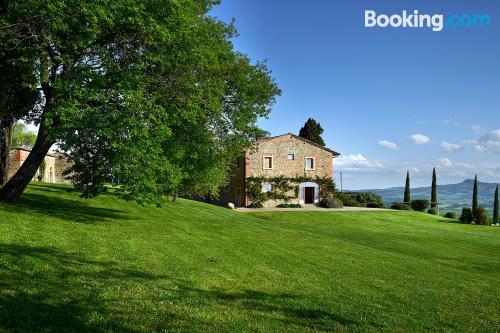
[[365, 10, 491, 32]]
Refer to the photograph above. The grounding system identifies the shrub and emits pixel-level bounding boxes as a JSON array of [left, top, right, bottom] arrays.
[[391, 202, 410, 210], [276, 203, 302, 208], [444, 212, 457, 219], [350, 192, 383, 206], [460, 208, 473, 224], [367, 202, 384, 208], [247, 201, 263, 208], [427, 208, 437, 215], [336, 192, 362, 207], [411, 199, 429, 212], [473, 207, 489, 225], [319, 196, 343, 208]]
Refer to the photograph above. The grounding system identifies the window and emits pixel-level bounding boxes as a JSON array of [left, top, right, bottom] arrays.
[[287, 154, 294, 160], [262, 183, 272, 193], [263, 156, 273, 169], [305, 157, 315, 170]]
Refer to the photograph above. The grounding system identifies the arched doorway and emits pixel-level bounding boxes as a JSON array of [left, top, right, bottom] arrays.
[[299, 182, 320, 205]]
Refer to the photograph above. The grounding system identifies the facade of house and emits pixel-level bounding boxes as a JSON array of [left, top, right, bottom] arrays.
[[7, 148, 71, 184], [222, 133, 340, 208]]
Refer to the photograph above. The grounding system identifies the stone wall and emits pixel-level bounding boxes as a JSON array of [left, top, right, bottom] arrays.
[[54, 153, 72, 183], [7, 148, 71, 184], [7, 150, 19, 180], [248, 134, 333, 179], [197, 134, 338, 208]]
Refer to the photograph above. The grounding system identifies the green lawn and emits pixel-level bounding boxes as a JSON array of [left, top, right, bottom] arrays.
[[0, 184, 498, 332]]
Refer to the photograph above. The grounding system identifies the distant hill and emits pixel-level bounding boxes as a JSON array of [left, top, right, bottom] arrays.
[[356, 179, 499, 213]]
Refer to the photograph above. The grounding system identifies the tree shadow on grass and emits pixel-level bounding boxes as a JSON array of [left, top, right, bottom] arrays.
[[0, 243, 357, 332], [168, 286, 356, 331], [0, 243, 165, 332], [438, 218, 462, 224], [8, 193, 128, 224], [28, 182, 79, 194]]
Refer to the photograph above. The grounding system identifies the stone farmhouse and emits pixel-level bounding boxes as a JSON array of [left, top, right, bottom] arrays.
[[7, 148, 71, 184], [221, 133, 340, 208]]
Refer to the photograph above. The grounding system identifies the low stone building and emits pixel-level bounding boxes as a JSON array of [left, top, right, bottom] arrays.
[[7, 148, 71, 184], [222, 133, 340, 208]]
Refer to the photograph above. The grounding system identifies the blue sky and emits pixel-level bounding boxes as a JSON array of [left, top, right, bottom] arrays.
[[210, 0, 500, 189]]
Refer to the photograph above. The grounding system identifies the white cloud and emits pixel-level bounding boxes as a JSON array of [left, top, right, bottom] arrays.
[[438, 158, 453, 166], [471, 125, 485, 134], [437, 157, 471, 168], [469, 129, 500, 153], [464, 130, 500, 153], [377, 140, 398, 150], [442, 118, 487, 135], [335, 154, 383, 170], [440, 141, 462, 152], [410, 134, 430, 144]]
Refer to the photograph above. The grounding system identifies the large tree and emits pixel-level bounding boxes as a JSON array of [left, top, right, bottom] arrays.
[[299, 118, 325, 146], [0, 30, 38, 185], [404, 171, 411, 207], [0, 0, 280, 203], [493, 185, 498, 225], [431, 167, 437, 209]]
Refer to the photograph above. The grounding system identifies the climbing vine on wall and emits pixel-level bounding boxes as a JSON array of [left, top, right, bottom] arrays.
[[246, 175, 336, 207]]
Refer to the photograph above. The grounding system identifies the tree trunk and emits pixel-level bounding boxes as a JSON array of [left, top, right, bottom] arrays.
[[0, 115, 14, 185], [0, 118, 53, 202]]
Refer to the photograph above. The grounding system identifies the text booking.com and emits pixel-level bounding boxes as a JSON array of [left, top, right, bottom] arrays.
[[365, 10, 491, 32]]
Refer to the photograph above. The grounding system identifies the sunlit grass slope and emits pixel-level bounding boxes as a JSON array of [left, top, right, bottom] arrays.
[[0, 183, 498, 332]]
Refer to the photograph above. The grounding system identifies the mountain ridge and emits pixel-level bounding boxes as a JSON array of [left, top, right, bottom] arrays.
[[354, 179, 499, 213]]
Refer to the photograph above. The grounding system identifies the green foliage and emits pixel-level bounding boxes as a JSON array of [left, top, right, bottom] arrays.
[[473, 207, 489, 225], [460, 208, 474, 224], [37, 160, 46, 182], [0, 25, 39, 122], [247, 201, 263, 208], [319, 196, 343, 208], [349, 192, 383, 206], [391, 202, 410, 210], [298, 118, 325, 146], [427, 208, 437, 215], [404, 171, 411, 206], [431, 167, 437, 208], [366, 202, 384, 208], [336, 192, 363, 207], [336, 192, 382, 208], [444, 212, 457, 219], [1, 0, 280, 204], [493, 185, 498, 224], [411, 200, 429, 212], [246, 176, 335, 207], [276, 203, 302, 208], [472, 175, 479, 214], [11, 123, 37, 149]]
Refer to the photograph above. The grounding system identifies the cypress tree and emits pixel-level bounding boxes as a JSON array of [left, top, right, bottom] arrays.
[[299, 118, 325, 146], [472, 175, 479, 215], [404, 171, 411, 207], [431, 167, 437, 209], [494, 185, 498, 225]]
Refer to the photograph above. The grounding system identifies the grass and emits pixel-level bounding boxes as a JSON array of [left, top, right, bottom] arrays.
[[0, 183, 498, 332]]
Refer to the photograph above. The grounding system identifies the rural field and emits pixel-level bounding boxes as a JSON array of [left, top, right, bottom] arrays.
[[0, 184, 498, 332]]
